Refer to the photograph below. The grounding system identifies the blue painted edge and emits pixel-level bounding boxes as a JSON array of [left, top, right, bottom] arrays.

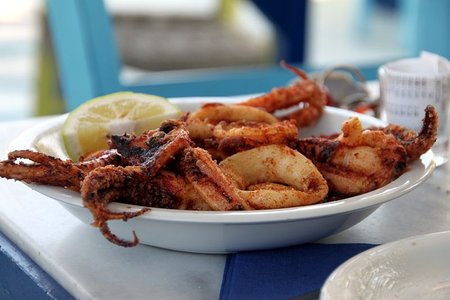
[[0, 232, 74, 300], [125, 63, 381, 98], [81, 0, 122, 95], [46, 0, 99, 110]]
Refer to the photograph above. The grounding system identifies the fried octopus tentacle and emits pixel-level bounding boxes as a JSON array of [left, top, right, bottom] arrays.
[[1, 150, 85, 191], [77, 149, 124, 171], [239, 61, 327, 128], [239, 62, 310, 112], [99, 223, 140, 248], [372, 105, 438, 161], [81, 165, 151, 247], [0, 149, 125, 191]]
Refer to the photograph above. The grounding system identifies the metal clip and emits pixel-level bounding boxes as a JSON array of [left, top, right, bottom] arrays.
[[314, 65, 379, 116]]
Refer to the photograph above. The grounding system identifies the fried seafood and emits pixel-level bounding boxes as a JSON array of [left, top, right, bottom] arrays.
[[370, 105, 437, 162], [81, 165, 151, 247], [239, 62, 327, 128], [297, 117, 409, 196], [219, 145, 328, 209], [190, 120, 299, 160], [186, 103, 299, 160], [180, 147, 247, 210], [82, 162, 218, 246], [296, 107, 436, 197], [188, 103, 278, 124], [0, 149, 122, 191], [0, 84, 437, 247], [110, 119, 191, 175], [82, 120, 195, 245]]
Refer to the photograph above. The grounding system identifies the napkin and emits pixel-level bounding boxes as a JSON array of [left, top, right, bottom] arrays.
[[220, 243, 375, 300]]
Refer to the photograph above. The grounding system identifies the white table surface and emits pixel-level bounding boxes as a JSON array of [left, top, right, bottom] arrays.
[[1, 117, 450, 299]]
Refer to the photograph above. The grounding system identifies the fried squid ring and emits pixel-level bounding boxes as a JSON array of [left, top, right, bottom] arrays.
[[219, 145, 328, 209], [209, 120, 299, 160], [188, 103, 278, 124], [187, 116, 299, 161]]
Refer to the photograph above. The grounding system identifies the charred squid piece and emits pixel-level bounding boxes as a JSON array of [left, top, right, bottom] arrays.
[[371, 105, 438, 162], [109, 119, 191, 176]]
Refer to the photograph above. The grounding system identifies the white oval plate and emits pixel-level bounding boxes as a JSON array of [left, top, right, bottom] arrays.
[[321, 231, 450, 300], [7, 97, 435, 253]]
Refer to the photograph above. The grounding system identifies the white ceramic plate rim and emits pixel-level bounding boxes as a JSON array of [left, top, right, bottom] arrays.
[[321, 230, 450, 299], [7, 97, 436, 224]]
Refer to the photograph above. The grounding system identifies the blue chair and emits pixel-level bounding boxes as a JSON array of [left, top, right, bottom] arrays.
[[45, 0, 307, 111]]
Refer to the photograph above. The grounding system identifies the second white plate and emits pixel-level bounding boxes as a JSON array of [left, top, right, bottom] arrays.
[[321, 231, 450, 300]]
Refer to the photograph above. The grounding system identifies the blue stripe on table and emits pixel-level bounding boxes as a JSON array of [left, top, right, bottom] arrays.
[[220, 243, 375, 300], [0, 232, 74, 300]]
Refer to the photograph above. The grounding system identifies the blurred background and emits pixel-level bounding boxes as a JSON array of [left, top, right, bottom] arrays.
[[0, 0, 412, 121]]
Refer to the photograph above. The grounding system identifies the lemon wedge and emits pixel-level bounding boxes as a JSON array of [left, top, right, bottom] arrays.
[[62, 92, 181, 161]]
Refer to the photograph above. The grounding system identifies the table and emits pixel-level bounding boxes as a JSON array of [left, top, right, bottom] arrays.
[[1, 116, 450, 299]]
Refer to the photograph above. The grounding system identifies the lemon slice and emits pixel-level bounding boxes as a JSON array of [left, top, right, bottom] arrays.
[[62, 92, 181, 161]]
